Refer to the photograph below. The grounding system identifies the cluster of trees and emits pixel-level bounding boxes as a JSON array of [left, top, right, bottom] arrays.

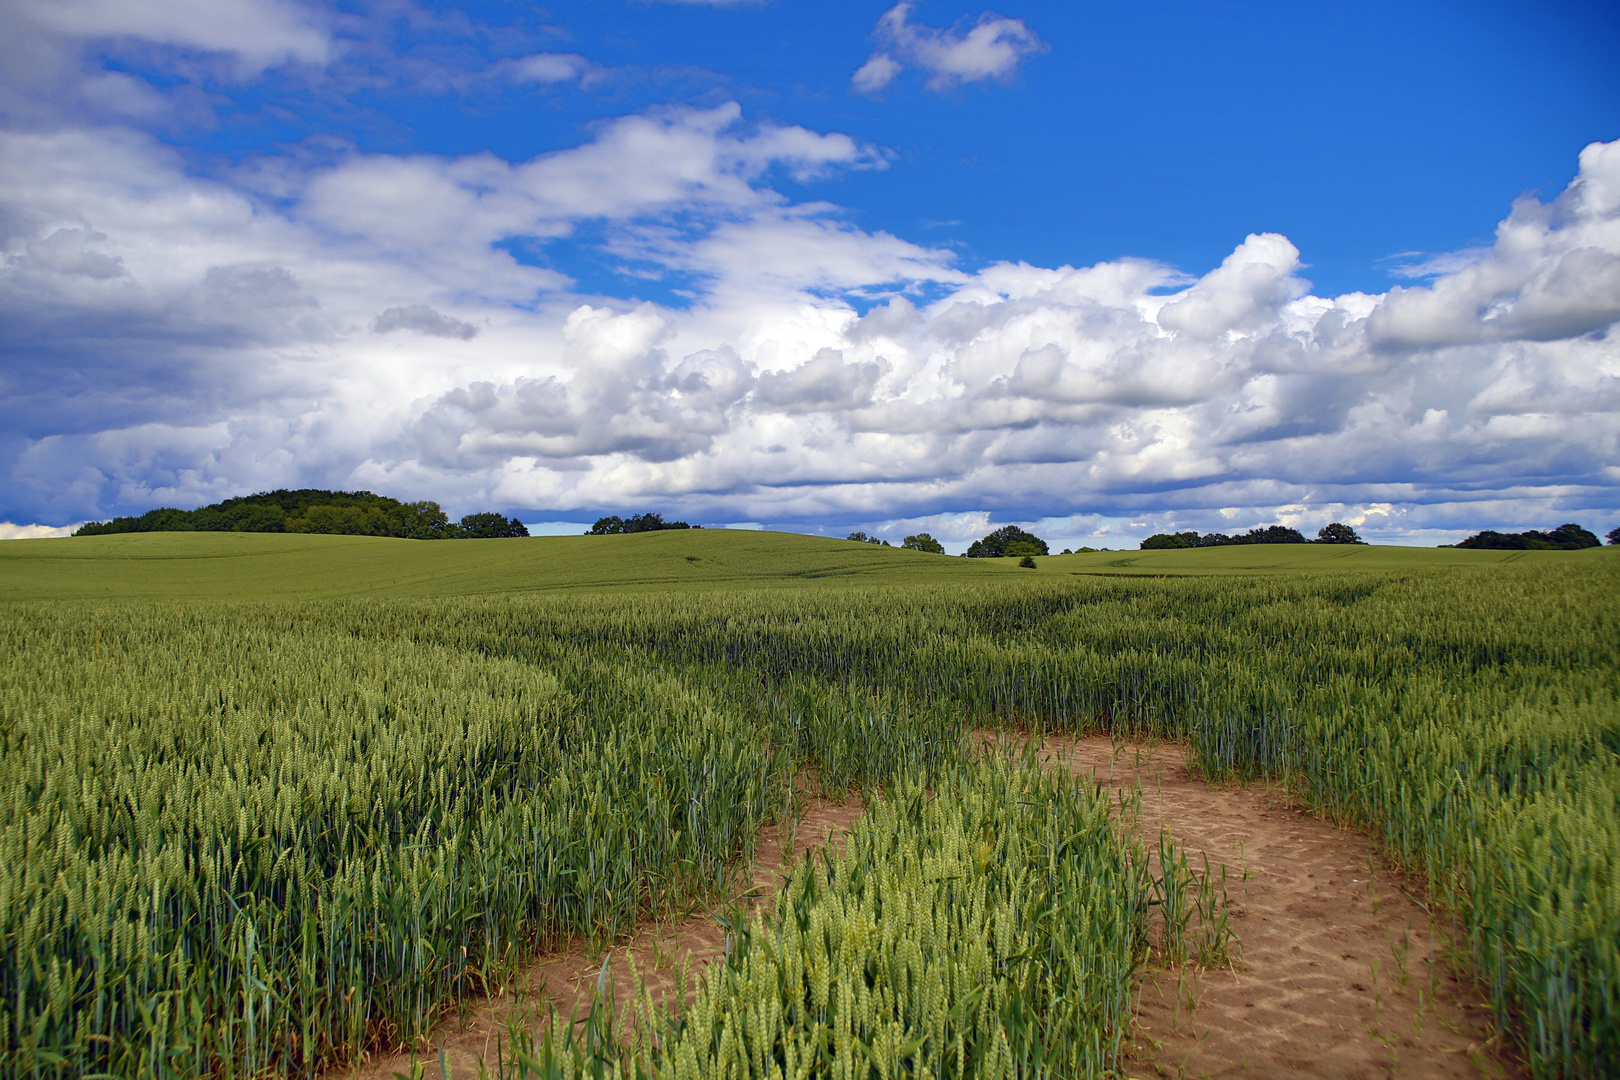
[[845, 531, 948, 553], [846, 531, 891, 546], [901, 533, 945, 554], [964, 526, 1049, 559], [1140, 523, 1363, 550], [74, 490, 529, 539], [587, 513, 695, 534], [1454, 524, 1603, 550]]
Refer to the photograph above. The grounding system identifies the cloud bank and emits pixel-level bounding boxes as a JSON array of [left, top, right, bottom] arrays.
[[0, 87, 1616, 541]]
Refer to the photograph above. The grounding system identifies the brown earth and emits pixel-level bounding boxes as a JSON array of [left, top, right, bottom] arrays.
[[340, 737, 1522, 1080], [1042, 735, 1521, 1080]]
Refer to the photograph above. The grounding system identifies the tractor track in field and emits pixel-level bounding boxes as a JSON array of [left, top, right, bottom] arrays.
[[1044, 735, 1521, 1080], [342, 737, 1522, 1080]]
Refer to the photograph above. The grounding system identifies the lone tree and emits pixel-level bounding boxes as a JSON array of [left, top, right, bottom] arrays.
[[964, 525, 1048, 558], [1609, 526, 1620, 545], [901, 533, 945, 554], [1317, 522, 1364, 545]]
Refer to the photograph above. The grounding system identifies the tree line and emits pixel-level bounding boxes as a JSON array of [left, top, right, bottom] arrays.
[[73, 490, 529, 539], [586, 513, 695, 534], [1139, 523, 1361, 549], [1452, 523, 1606, 550]]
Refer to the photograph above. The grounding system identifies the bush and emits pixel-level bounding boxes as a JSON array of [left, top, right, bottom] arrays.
[[1018, 554, 1037, 568]]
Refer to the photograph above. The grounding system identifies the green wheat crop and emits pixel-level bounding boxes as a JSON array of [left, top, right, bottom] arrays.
[[0, 540, 1614, 1079]]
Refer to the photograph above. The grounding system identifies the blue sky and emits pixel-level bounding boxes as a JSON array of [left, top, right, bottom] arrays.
[[1, 0, 1618, 548]]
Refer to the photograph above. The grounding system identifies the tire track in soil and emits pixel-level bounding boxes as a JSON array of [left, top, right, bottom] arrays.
[[1044, 735, 1523, 1080]]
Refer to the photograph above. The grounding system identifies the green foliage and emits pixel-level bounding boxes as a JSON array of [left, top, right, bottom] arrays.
[[1458, 523, 1601, 550], [1018, 554, 1037, 568], [71, 490, 523, 541], [1141, 525, 1308, 550], [964, 525, 1048, 558], [900, 532, 945, 554], [457, 512, 530, 539], [845, 531, 890, 546], [1140, 531, 1196, 549], [1609, 526, 1620, 545], [1316, 522, 1364, 544], [588, 513, 692, 535]]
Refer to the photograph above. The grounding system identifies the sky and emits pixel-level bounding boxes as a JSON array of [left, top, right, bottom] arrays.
[[1, 0, 1618, 550]]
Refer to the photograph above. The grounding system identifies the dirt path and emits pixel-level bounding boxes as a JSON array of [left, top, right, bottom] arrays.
[[343, 737, 1522, 1080], [1045, 735, 1520, 1080], [343, 794, 865, 1080]]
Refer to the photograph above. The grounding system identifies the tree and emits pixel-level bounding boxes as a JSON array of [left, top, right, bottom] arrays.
[[1609, 526, 1620, 546], [72, 489, 517, 540], [1235, 525, 1307, 545], [1140, 532, 1196, 550], [457, 513, 529, 539], [964, 525, 1048, 558], [901, 533, 945, 553], [588, 513, 691, 535], [1018, 555, 1037, 568], [1317, 522, 1364, 545], [1458, 524, 1600, 551]]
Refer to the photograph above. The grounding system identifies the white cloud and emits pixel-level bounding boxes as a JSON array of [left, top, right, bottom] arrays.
[[18, 0, 329, 71], [0, 106, 1616, 541], [852, 54, 903, 95], [0, 522, 80, 539], [853, 2, 1046, 95], [493, 52, 593, 86]]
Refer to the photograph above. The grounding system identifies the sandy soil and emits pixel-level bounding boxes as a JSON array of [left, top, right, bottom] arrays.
[[1044, 735, 1520, 1080], [339, 737, 1521, 1080]]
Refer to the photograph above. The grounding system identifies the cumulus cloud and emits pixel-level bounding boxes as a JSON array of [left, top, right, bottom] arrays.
[[853, 2, 1046, 95], [1, 99, 1616, 542], [1368, 142, 1620, 348], [374, 304, 479, 340]]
